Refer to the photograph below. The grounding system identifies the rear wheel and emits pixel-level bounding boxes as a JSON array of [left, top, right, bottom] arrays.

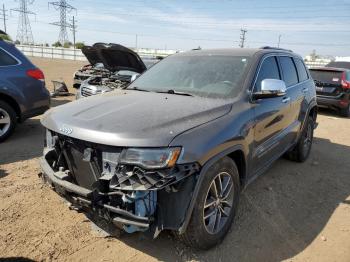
[[0, 101, 17, 142], [285, 115, 314, 162], [178, 157, 240, 249], [339, 105, 350, 117]]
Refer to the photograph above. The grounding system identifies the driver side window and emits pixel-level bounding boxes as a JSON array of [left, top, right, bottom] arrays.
[[255, 56, 281, 92]]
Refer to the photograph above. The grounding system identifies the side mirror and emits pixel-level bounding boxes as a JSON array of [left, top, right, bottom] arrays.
[[130, 73, 141, 82], [253, 79, 287, 99]]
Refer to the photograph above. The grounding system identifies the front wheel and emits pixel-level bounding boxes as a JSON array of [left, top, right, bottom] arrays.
[[178, 157, 240, 249]]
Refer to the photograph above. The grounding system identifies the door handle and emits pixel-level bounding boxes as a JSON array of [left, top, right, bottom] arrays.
[[302, 87, 308, 93], [282, 97, 290, 103]]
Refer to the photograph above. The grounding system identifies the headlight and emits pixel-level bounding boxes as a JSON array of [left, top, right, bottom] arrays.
[[120, 147, 181, 169], [45, 129, 56, 148]]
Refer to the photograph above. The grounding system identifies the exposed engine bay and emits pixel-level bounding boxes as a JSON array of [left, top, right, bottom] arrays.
[[41, 130, 200, 235], [73, 63, 110, 89], [75, 43, 150, 99], [79, 70, 139, 97]]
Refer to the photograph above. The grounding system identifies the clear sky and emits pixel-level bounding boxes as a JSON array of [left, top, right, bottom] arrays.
[[4, 0, 350, 57]]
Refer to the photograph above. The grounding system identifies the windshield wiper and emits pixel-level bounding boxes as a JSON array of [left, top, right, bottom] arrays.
[[127, 86, 150, 92], [156, 89, 194, 97]]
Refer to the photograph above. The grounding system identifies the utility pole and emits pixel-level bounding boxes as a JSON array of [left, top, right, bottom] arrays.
[[0, 4, 7, 33], [71, 15, 76, 48], [70, 15, 77, 59], [11, 0, 35, 44], [278, 34, 282, 48], [135, 34, 138, 51], [49, 0, 76, 45], [239, 28, 247, 48]]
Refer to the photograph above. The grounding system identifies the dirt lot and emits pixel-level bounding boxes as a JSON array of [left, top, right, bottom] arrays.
[[0, 57, 350, 262]]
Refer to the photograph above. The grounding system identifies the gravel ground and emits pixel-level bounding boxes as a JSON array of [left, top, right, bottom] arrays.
[[0, 57, 349, 262]]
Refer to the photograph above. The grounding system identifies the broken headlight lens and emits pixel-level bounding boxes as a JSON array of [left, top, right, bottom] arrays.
[[120, 147, 181, 169]]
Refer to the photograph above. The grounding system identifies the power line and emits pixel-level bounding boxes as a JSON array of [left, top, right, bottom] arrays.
[[49, 0, 76, 45], [11, 0, 35, 44], [21, 17, 350, 47], [239, 28, 247, 48]]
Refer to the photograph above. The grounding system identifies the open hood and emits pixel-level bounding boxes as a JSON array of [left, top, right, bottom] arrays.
[[81, 45, 102, 65], [93, 43, 147, 73]]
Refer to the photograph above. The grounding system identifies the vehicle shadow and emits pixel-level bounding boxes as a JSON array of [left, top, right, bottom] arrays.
[[0, 168, 8, 179], [111, 136, 350, 262], [317, 107, 346, 118], [0, 258, 36, 262], [0, 98, 71, 166]]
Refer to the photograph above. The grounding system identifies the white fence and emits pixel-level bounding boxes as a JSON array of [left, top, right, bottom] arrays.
[[304, 61, 329, 68], [15, 45, 177, 61]]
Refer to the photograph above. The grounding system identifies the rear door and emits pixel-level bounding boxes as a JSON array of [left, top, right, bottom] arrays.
[[309, 69, 344, 97], [278, 56, 307, 145], [252, 55, 292, 174]]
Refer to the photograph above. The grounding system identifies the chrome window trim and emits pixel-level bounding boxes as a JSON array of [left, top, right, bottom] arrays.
[[0, 47, 22, 67]]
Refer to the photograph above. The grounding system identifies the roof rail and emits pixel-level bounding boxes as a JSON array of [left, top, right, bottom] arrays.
[[260, 46, 293, 52]]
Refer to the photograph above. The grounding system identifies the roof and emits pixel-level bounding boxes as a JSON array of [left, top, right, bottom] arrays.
[[326, 61, 350, 70], [310, 67, 349, 72], [175, 47, 294, 57]]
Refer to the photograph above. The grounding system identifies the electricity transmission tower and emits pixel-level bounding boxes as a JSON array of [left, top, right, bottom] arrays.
[[0, 4, 8, 33], [239, 28, 247, 48], [12, 0, 35, 44], [49, 0, 76, 45]]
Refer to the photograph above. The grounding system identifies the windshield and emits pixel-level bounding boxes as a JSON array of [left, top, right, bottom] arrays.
[[128, 54, 251, 98]]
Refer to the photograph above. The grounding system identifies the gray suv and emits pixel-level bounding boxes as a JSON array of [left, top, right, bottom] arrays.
[[40, 47, 317, 249]]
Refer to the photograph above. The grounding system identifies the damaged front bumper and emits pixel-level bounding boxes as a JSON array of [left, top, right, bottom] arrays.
[[40, 147, 200, 236]]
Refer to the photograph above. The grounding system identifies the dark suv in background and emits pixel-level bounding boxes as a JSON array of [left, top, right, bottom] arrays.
[[310, 67, 350, 116], [0, 39, 50, 142], [40, 47, 317, 249]]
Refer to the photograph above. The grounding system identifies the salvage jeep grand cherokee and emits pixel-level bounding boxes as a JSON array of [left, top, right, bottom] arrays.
[[40, 47, 317, 249]]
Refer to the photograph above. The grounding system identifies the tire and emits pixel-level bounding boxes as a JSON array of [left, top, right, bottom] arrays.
[[178, 157, 240, 249], [339, 105, 350, 118], [0, 100, 17, 142], [285, 116, 314, 162]]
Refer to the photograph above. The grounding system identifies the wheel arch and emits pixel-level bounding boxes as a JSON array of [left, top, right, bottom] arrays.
[[0, 93, 21, 120], [179, 144, 247, 234], [309, 105, 318, 122]]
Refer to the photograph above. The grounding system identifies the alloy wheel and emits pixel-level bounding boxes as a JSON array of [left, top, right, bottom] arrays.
[[203, 172, 234, 234], [303, 122, 313, 154], [0, 108, 11, 137]]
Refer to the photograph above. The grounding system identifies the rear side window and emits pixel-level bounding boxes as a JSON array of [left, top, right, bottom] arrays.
[[347, 71, 350, 81], [279, 56, 298, 87], [294, 58, 308, 82], [0, 48, 18, 66], [255, 56, 280, 91]]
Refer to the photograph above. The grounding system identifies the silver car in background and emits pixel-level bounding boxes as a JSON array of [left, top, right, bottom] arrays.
[[76, 43, 161, 99]]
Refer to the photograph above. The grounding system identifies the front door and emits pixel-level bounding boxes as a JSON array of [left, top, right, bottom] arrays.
[[251, 55, 292, 174]]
